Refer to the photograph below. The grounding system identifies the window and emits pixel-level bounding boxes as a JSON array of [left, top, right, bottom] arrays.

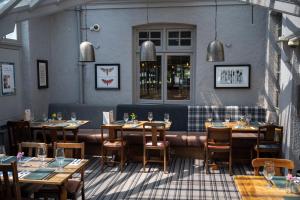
[[167, 30, 192, 47], [135, 25, 195, 104], [2, 24, 18, 41]]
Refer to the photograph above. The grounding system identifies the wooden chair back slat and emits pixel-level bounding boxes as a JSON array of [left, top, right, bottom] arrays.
[[258, 125, 283, 144], [42, 126, 66, 143], [101, 125, 124, 142], [207, 127, 232, 144], [54, 142, 85, 159], [18, 142, 48, 157], [252, 158, 294, 176], [143, 122, 166, 147], [7, 121, 31, 154], [0, 162, 21, 200]]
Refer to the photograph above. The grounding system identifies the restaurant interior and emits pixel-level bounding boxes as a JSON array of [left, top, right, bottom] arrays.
[[0, 0, 300, 199]]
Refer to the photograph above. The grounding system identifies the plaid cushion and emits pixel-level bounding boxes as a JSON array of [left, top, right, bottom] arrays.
[[188, 106, 266, 132]]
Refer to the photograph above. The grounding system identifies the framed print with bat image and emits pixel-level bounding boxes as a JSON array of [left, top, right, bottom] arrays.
[[95, 64, 120, 90]]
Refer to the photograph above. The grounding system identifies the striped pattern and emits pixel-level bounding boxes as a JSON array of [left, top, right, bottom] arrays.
[[83, 157, 253, 200]]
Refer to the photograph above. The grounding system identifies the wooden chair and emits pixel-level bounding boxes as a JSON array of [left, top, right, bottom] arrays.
[[143, 122, 170, 173], [101, 125, 126, 172], [7, 121, 31, 155], [253, 124, 283, 159], [252, 158, 294, 176], [204, 127, 232, 175], [35, 142, 85, 200], [18, 142, 48, 157], [42, 125, 66, 144], [0, 161, 21, 200]]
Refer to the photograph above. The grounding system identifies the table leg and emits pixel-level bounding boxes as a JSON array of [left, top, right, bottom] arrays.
[[73, 129, 78, 142], [59, 181, 68, 200]]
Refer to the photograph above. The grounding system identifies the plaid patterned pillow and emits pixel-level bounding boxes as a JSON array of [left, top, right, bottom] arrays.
[[188, 106, 266, 132]]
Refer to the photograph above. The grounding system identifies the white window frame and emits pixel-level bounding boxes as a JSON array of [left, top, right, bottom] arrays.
[[166, 28, 193, 51], [0, 23, 21, 47], [133, 24, 196, 105]]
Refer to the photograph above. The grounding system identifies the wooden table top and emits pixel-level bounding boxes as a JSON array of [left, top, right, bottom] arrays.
[[205, 121, 264, 132], [234, 175, 300, 200], [18, 157, 88, 185], [102, 121, 172, 130], [30, 120, 89, 130]]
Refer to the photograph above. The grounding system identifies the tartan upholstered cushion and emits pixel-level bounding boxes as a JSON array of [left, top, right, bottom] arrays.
[[188, 106, 266, 132]]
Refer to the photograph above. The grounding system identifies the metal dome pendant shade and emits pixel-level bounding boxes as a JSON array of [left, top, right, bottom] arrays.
[[207, 40, 224, 62], [80, 41, 95, 62], [206, 0, 224, 62], [140, 0, 156, 62], [140, 40, 157, 62], [80, 4, 96, 62]]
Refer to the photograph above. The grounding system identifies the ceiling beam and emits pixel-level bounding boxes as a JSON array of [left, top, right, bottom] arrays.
[[240, 0, 300, 17], [0, 0, 22, 18], [29, 0, 43, 9]]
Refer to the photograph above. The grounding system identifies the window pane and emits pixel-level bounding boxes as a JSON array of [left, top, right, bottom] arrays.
[[150, 32, 161, 38], [151, 39, 161, 46], [180, 31, 191, 38], [139, 39, 147, 46], [139, 32, 149, 38], [168, 39, 179, 46], [168, 31, 179, 38], [167, 56, 191, 100], [140, 56, 162, 100], [180, 39, 191, 46]]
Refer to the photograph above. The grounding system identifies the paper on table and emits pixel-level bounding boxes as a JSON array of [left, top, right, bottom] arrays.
[[103, 110, 114, 124]]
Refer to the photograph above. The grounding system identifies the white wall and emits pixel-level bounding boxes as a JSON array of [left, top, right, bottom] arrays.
[[46, 4, 267, 106]]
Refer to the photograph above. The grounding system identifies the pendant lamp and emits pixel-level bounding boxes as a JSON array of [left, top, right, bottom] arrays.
[[80, 5, 95, 62], [140, 0, 156, 62], [207, 0, 224, 62]]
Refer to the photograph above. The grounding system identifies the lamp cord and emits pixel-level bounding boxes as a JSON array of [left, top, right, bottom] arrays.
[[146, 0, 149, 24], [85, 4, 88, 41], [215, 0, 218, 41]]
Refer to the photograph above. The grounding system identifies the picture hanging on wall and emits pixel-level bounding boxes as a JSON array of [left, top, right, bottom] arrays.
[[37, 60, 49, 89], [1, 62, 16, 95], [95, 64, 120, 90], [214, 65, 251, 88]]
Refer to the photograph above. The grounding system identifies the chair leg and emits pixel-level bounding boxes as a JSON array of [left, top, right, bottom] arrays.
[[81, 183, 85, 200], [164, 148, 167, 174], [205, 149, 209, 174], [229, 151, 232, 176], [143, 148, 146, 172], [120, 148, 124, 172], [257, 150, 260, 158]]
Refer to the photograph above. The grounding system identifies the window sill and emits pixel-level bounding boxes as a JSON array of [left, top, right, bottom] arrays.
[[0, 40, 22, 49]]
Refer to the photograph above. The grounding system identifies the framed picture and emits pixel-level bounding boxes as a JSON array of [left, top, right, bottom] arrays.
[[214, 65, 251, 88], [37, 60, 48, 89], [95, 64, 120, 90], [1, 62, 16, 95]]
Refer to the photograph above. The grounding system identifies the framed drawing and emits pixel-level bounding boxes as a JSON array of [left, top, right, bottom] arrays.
[[37, 60, 48, 89], [95, 64, 120, 90], [1, 62, 16, 95], [214, 65, 251, 88]]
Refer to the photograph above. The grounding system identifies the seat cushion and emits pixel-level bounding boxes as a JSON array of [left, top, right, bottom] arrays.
[[255, 144, 280, 150], [76, 129, 108, 143], [103, 140, 126, 148], [165, 131, 187, 147], [146, 141, 169, 147], [187, 132, 207, 147], [207, 145, 230, 150], [67, 178, 82, 194]]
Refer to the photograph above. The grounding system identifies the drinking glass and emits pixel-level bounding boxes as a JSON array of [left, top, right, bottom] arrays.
[[0, 145, 6, 164], [207, 113, 213, 124], [37, 147, 47, 167], [71, 112, 77, 122], [263, 161, 275, 188], [148, 112, 153, 122], [123, 113, 129, 123], [42, 113, 48, 122], [31, 112, 35, 121], [245, 114, 252, 125], [225, 114, 230, 123], [164, 113, 170, 123], [57, 112, 63, 120], [55, 148, 65, 172]]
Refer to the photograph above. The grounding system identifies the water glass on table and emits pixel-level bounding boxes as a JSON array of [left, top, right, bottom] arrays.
[[263, 161, 275, 188], [42, 113, 48, 122], [55, 148, 65, 172], [57, 112, 63, 121], [225, 114, 230, 123], [207, 114, 213, 124], [123, 113, 129, 123], [148, 112, 153, 122], [37, 147, 47, 167], [0, 145, 6, 164], [71, 112, 77, 122], [164, 113, 170, 123]]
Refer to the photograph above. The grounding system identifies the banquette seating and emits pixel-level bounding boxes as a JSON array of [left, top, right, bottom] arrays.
[[46, 103, 266, 158]]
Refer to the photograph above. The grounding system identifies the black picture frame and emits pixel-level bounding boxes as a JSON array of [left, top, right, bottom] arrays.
[[1, 62, 16, 96], [95, 64, 120, 90], [214, 65, 251, 89], [37, 60, 49, 89]]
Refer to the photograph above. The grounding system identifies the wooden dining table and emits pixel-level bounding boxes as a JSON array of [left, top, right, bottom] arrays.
[[30, 120, 89, 142], [9, 156, 89, 200], [234, 175, 300, 200]]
